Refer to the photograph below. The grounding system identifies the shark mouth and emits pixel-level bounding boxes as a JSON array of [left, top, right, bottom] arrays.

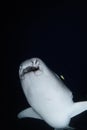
[[20, 66, 39, 78], [23, 66, 39, 74]]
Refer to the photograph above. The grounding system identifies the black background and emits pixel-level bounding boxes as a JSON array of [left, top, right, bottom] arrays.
[[4, 1, 87, 130]]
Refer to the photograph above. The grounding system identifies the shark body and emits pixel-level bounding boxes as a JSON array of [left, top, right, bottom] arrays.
[[18, 58, 87, 130]]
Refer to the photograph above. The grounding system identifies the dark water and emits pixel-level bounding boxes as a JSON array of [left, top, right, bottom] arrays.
[[4, 1, 87, 130]]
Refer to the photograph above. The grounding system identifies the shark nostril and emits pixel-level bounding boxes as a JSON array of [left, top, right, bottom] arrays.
[[19, 64, 23, 70], [31, 59, 37, 65], [19, 65, 23, 76], [31, 59, 39, 68], [35, 59, 38, 64]]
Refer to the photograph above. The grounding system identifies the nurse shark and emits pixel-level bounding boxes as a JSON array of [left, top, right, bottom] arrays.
[[18, 58, 87, 130]]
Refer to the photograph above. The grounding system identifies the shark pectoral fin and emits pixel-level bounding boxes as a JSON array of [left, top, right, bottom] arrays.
[[66, 126, 75, 130], [17, 107, 42, 120], [54, 128, 64, 130], [70, 101, 87, 118], [54, 127, 74, 130]]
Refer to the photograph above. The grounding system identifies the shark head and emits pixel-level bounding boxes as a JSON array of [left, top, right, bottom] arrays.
[[19, 58, 49, 80]]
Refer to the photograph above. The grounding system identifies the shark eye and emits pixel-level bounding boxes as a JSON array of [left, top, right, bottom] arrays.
[[60, 75, 65, 80]]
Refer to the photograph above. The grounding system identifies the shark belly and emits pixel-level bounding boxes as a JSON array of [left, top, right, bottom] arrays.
[[22, 73, 73, 128]]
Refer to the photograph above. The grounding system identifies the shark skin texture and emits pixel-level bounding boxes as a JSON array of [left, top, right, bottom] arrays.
[[18, 58, 87, 130]]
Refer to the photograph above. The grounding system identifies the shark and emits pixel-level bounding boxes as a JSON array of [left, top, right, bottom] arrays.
[[17, 58, 87, 130]]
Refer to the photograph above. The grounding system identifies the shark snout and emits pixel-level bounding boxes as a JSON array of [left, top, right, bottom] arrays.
[[19, 58, 42, 78]]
